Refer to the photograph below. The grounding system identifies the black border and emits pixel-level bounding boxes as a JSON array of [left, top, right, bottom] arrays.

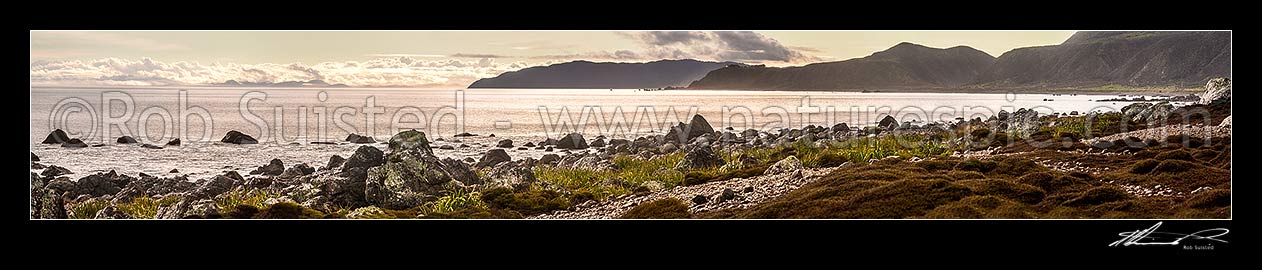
[[24, 5, 1237, 258]]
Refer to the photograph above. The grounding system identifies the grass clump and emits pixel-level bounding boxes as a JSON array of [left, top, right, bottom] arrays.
[[1129, 159, 1161, 174], [619, 198, 691, 219], [1182, 189, 1230, 209], [922, 196, 1036, 219], [1062, 186, 1132, 207], [954, 159, 997, 173], [215, 189, 275, 214], [480, 187, 570, 216], [1155, 149, 1194, 161], [68, 199, 111, 219], [956, 179, 1046, 204], [117, 196, 181, 219]]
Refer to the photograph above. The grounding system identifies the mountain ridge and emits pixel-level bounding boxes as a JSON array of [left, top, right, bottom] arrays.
[[467, 59, 739, 89], [688, 31, 1231, 91]]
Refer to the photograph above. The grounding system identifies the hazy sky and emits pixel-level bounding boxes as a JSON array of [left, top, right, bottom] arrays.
[[30, 31, 1075, 88]]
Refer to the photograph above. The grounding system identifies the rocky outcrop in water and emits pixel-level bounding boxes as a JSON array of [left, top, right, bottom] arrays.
[[42, 129, 71, 144], [221, 131, 258, 144]]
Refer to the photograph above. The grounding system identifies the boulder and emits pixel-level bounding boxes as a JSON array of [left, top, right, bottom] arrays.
[[831, 123, 850, 133], [250, 159, 285, 176], [523, 142, 536, 147], [42, 165, 72, 178], [742, 129, 761, 139], [141, 143, 163, 149], [658, 143, 678, 154], [687, 114, 715, 139], [61, 138, 88, 148], [69, 171, 133, 198], [438, 145, 455, 150], [189, 175, 235, 199], [692, 195, 709, 205], [539, 153, 561, 164], [31, 152, 39, 162], [342, 146, 385, 172], [674, 146, 726, 171], [497, 139, 514, 148], [165, 138, 181, 146], [346, 133, 376, 144], [556, 133, 589, 149], [716, 188, 737, 203], [442, 157, 481, 185], [764, 156, 804, 175], [365, 151, 464, 209], [1198, 78, 1231, 105], [559, 155, 615, 171], [387, 129, 431, 154], [878, 115, 899, 130], [590, 138, 607, 147], [475, 149, 512, 168], [280, 163, 315, 179], [117, 136, 138, 144], [42, 129, 71, 144], [1006, 108, 1043, 134], [453, 132, 477, 137], [484, 162, 537, 192], [221, 130, 258, 144], [326, 155, 346, 170]]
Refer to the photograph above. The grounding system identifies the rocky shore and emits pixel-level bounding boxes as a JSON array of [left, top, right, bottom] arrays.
[[29, 78, 1232, 219]]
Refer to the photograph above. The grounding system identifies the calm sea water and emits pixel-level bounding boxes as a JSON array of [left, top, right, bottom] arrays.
[[30, 86, 1157, 178]]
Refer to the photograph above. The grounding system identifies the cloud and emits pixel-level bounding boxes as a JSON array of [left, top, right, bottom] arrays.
[[530, 50, 644, 61], [30, 57, 531, 88], [620, 31, 820, 63], [449, 53, 509, 59], [365, 53, 447, 58]]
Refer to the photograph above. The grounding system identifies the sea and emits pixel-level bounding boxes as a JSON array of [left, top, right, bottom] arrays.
[[30, 86, 1162, 178]]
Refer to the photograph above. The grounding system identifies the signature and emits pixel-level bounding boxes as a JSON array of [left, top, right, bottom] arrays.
[[1110, 222, 1229, 247]]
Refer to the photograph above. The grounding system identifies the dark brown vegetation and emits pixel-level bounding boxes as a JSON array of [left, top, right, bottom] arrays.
[[703, 137, 1230, 219], [619, 198, 691, 219]]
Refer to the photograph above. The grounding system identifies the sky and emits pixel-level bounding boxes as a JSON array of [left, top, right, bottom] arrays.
[[30, 31, 1075, 88]]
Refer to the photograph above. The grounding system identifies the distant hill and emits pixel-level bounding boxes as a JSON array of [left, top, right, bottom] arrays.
[[215, 80, 349, 88], [685, 31, 1231, 91], [688, 42, 996, 90], [467, 59, 739, 89], [974, 31, 1232, 89]]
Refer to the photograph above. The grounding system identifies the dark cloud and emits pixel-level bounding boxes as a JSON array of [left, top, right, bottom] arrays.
[[621, 31, 819, 63]]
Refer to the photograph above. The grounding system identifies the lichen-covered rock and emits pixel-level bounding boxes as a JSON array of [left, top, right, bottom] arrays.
[[484, 162, 537, 192], [765, 156, 804, 175], [1199, 77, 1231, 105], [364, 151, 464, 210], [387, 129, 431, 154], [675, 146, 726, 171]]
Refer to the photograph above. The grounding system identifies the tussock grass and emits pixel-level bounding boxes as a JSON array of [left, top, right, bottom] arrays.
[[116, 196, 181, 219], [69, 199, 111, 219]]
